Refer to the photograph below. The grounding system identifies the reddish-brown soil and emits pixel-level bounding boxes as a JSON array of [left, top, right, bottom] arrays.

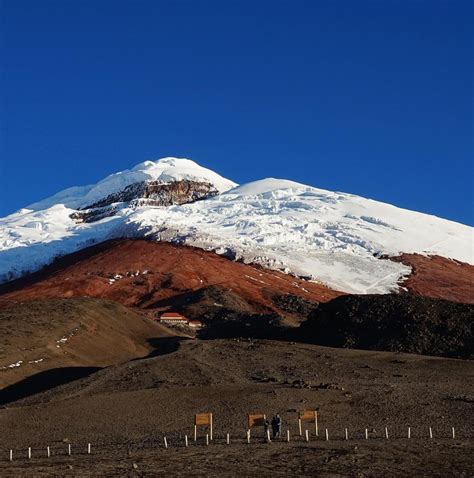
[[0, 240, 343, 317], [392, 254, 474, 304]]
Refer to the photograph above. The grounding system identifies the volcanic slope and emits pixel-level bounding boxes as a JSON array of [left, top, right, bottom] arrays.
[[393, 254, 474, 304], [0, 298, 172, 391], [0, 239, 342, 322], [1, 157, 472, 296], [298, 294, 474, 359]]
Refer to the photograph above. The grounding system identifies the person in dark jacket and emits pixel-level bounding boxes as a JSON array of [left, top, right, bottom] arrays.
[[271, 414, 282, 438]]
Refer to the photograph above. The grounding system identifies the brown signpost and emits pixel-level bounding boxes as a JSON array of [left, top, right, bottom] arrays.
[[247, 413, 266, 439], [194, 413, 213, 441], [248, 414, 266, 429], [298, 410, 318, 436]]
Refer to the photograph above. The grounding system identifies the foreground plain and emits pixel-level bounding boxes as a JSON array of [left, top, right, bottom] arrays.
[[0, 339, 473, 476]]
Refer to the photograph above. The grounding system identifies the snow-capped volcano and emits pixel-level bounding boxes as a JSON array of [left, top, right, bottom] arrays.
[[0, 157, 472, 293], [27, 157, 237, 211]]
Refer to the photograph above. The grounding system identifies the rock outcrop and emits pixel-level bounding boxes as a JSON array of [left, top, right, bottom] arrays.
[[71, 179, 219, 223]]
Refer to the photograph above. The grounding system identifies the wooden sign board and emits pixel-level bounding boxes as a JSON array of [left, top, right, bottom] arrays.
[[195, 413, 212, 426], [248, 414, 266, 428], [299, 410, 317, 421]]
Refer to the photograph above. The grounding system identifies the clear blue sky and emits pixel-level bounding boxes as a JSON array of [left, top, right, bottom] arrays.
[[1, 0, 472, 224]]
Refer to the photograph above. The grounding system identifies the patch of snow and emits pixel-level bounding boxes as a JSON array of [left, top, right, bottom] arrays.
[[1, 360, 24, 369], [244, 274, 270, 286], [28, 358, 44, 364], [55, 327, 80, 347]]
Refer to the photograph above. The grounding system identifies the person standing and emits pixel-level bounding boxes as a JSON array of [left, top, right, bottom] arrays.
[[271, 414, 282, 438]]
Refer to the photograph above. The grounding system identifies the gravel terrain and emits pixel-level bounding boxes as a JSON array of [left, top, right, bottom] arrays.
[[1, 339, 473, 476]]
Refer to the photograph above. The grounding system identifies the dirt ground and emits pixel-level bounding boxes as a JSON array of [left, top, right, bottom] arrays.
[[0, 339, 473, 476], [1, 439, 473, 477]]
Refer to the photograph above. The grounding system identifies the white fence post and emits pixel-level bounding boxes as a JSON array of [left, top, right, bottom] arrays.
[[226, 433, 230, 445], [9, 450, 12, 462], [325, 429, 329, 441], [305, 429, 309, 442], [87, 443, 91, 455], [365, 429, 368, 440], [247, 430, 250, 444], [452, 427, 455, 439], [429, 427, 433, 439], [287, 429, 290, 442], [164, 437, 168, 449], [185, 435, 188, 447], [298, 419, 302, 436], [345, 428, 348, 440], [408, 427, 411, 439], [47, 446, 51, 458], [68, 444, 71, 456], [385, 427, 389, 439], [28, 447, 31, 460], [206, 434, 209, 446]]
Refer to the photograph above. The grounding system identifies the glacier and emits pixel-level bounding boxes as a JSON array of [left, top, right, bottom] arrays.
[[0, 157, 472, 293]]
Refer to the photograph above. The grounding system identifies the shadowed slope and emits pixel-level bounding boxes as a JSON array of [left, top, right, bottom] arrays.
[[0, 298, 172, 389]]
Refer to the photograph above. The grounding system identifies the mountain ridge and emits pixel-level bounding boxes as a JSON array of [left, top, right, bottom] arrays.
[[0, 157, 472, 294]]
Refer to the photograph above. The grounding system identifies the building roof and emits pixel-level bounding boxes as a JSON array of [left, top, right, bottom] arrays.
[[161, 312, 185, 318]]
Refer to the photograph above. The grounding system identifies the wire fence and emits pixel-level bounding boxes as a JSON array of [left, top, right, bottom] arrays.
[[2, 424, 468, 463]]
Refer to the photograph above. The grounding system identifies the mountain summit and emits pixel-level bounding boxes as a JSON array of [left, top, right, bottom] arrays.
[[0, 157, 472, 293], [26, 157, 237, 211]]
